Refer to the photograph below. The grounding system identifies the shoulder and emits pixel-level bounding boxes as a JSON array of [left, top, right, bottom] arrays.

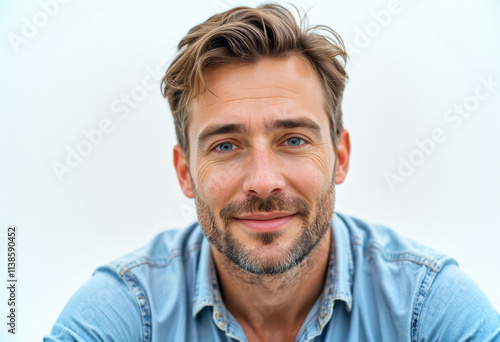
[[45, 222, 204, 342], [417, 263, 500, 341], [44, 266, 144, 341], [334, 213, 500, 340], [336, 212, 452, 271], [106, 222, 204, 277]]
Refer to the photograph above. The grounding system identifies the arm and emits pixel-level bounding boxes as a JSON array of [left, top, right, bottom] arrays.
[[44, 267, 144, 342], [416, 263, 500, 341]]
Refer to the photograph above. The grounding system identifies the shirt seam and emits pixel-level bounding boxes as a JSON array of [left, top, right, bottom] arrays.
[[111, 242, 202, 342], [118, 242, 202, 277], [410, 265, 439, 342], [361, 241, 445, 272], [121, 270, 152, 342]]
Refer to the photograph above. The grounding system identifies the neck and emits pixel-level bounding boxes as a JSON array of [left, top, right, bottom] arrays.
[[211, 228, 332, 342]]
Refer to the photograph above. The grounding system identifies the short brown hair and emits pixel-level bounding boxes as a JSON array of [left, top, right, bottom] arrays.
[[161, 2, 348, 158]]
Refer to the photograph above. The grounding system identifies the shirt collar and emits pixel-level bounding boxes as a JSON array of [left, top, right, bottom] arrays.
[[325, 212, 353, 312], [192, 212, 354, 320], [192, 234, 226, 318]]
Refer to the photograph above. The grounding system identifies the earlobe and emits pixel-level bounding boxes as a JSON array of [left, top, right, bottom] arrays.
[[173, 145, 194, 198], [334, 130, 351, 185]]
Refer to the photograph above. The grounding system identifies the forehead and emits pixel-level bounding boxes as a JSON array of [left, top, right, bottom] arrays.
[[189, 55, 328, 139]]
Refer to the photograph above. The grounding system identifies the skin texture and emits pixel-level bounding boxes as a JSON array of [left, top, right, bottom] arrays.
[[173, 55, 351, 342]]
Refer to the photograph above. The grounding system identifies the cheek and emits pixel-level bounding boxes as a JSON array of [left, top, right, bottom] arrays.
[[289, 165, 322, 191], [283, 152, 334, 194], [196, 161, 242, 203]]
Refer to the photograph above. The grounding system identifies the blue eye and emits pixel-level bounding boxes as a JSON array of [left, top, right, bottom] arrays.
[[285, 137, 304, 146], [215, 142, 235, 152]]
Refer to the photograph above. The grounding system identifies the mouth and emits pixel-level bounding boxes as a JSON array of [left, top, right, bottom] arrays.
[[234, 212, 297, 232]]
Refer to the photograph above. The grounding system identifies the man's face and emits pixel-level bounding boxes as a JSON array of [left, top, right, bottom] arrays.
[[178, 56, 341, 275]]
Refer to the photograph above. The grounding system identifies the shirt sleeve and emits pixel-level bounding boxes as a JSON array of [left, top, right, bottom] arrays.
[[416, 263, 500, 341], [43, 267, 144, 342]]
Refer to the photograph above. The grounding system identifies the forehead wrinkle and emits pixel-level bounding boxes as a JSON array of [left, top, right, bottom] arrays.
[[202, 95, 297, 109], [198, 84, 305, 109]]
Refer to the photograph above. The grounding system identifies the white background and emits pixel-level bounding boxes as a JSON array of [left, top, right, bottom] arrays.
[[1, 0, 499, 340]]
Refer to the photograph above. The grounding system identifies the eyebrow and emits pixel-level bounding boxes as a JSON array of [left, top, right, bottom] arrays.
[[197, 117, 322, 147], [197, 123, 249, 147], [267, 118, 322, 133]]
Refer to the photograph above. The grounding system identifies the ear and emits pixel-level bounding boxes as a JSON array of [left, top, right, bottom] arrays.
[[334, 130, 351, 185], [173, 144, 194, 198]]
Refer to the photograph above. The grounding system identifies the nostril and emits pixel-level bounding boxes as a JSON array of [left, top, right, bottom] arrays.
[[242, 174, 286, 197]]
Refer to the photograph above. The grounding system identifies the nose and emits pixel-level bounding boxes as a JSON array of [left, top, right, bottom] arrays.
[[242, 146, 285, 198]]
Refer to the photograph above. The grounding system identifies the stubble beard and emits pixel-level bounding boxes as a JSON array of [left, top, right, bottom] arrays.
[[194, 175, 336, 276]]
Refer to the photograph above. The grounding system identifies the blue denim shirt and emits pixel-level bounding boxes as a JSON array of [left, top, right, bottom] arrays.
[[45, 212, 500, 341]]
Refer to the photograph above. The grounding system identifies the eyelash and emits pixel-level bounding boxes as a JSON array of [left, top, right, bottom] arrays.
[[212, 136, 307, 154]]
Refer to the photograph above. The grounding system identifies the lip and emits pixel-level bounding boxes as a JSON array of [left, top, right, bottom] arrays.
[[234, 212, 296, 232]]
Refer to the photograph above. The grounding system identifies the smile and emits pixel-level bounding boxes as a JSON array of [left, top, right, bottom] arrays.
[[234, 212, 296, 232]]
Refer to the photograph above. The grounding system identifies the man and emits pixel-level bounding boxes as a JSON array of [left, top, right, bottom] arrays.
[[45, 3, 500, 341]]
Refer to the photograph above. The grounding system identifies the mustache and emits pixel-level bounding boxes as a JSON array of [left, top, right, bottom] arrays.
[[219, 193, 311, 223]]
